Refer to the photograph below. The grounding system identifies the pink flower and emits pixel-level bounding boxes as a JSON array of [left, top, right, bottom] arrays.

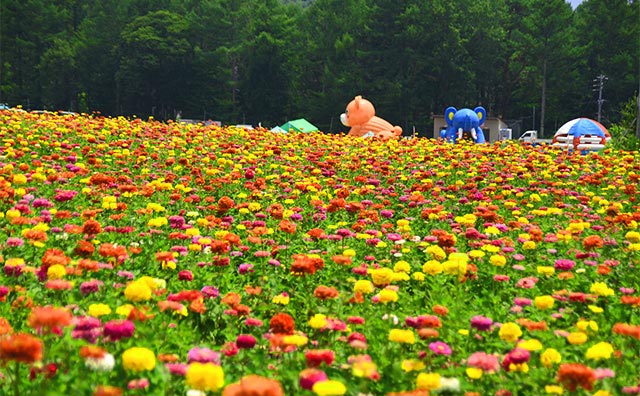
[[467, 351, 500, 372], [299, 368, 328, 390], [166, 363, 188, 376], [187, 347, 220, 364], [429, 341, 452, 356], [515, 277, 538, 289]]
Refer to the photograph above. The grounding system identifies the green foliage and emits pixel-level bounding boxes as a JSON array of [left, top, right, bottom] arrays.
[[609, 95, 640, 151], [0, 0, 638, 132]]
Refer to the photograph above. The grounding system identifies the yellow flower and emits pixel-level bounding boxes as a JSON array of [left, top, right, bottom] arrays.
[[124, 281, 152, 302], [593, 391, 611, 396], [585, 342, 614, 360], [466, 367, 483, 379], [388, 329, 415, 344], [379, 289, 398, 303], [567, 332, 588, 345], [343, 249, 356, 257], [186, 363, 224, 391], [353, 280, 374, 294], [116, 304, 134, 317], [272, 293, 290, 305], [401, 359, 425, 372], [518, 339, 543, 351], [590, 282, 614, 297], [545, 385, 563, 394], [88, 303, 112, 318], [522, 241, 536, 250], [412, 272, 425, 281], [283, 334, 308, 347], [576, 320, 598, 332], [312, 380, 347, 396], [540, 348, 562, 367], [370, 267, 394, 286], [499, 322, 522, 342], [535, 295, 555, 310], [425, 245, 446, 260], [393, 260, 411, 273], [422, 260, 443, 275], [489, 255, 506, 267], [308, 314, 328, 329], [625, 231, 640, 243], [416, 373, 441, 390], [537, 266, 555, 276], [121, 347, 156, 372], [47, 264, 66, 280], [12, 174, 27, 184]]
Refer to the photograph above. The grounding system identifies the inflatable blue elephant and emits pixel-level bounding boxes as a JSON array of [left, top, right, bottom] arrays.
[[440, 106, 487, 143]]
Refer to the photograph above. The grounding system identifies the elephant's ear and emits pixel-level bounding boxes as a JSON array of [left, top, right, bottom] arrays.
[[475, 107, 487, 125], [444, 107, 457, 126]]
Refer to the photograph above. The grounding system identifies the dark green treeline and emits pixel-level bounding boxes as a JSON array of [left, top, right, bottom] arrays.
[[1, 0, 638, 135]]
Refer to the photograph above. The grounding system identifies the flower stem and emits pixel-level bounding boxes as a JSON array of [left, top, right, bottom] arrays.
[[13, 361, 20, 396]]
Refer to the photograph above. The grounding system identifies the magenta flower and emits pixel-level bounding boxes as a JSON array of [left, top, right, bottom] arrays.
[[166, 363, 188, 376], [236, 334, 257, 349], [103, 320, 135, 341], [470, 316, 493, 331], [71, 316, 102, 343], [200, 286, 219, 299], [429, 341, 452, 356], [299, 368, 328, 390]]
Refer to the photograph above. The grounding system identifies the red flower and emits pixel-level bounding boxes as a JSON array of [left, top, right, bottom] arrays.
[[222, 374, 284, 396], [27, 306, 72, 331], [82, 219, 102, 235], [305, 349, 335, 367]]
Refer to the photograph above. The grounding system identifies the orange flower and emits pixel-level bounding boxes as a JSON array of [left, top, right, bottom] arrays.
[[432, 305, 449, 317], [158, 353, 179, 363], [94, 386, 123, 396], [306, 228, 326, 240], [582, 235, 604, 251], [278, 220, 297, 234], [516, 318, 548, 331], [418, 328, 439, 339], [27, 306, 72, 330], [222, 374, 284, 396], [0, 333, 44, 363], [0, 317, 12, 336], [42, 248, 71, 268], [556, 363, 596, 392], [74, 240, 95, 258], [189, 299, 207, 314], [221, 292, 242, 307], [244, 286, 262, 295], [612, 323, 640, 339], [269, 313, 295, 335], [313, 286, 339, 300], [620, 296, 640, 307], [331, 255, 352, 266], [80, 345, 107, 359], [82, 219, 102, 235]]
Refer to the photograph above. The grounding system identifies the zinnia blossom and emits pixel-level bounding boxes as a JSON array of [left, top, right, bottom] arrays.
[[186, 362, 225, 392], [312, 380, 347, 396], [557, 363, 596, 392], [0, 332, 43, 363], [121, 347, 156, 372], [222, 375, 284, 396]]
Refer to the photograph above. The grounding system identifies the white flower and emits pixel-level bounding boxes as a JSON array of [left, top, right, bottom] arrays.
[[436, 377, 461, 393], [85, 353, 115, 372], [186, 390, 206, 396]]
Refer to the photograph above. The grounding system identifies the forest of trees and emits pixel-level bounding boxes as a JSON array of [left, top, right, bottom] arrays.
[[1, 0, 638, 136]]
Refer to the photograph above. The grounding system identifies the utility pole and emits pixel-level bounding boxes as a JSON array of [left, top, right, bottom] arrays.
[[593, 74, 607, 122]]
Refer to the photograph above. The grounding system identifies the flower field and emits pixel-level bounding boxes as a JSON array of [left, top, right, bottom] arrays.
[[0, 110, 639, 396]]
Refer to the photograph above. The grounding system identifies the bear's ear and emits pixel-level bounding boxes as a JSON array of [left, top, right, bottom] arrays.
[[354, 95, 362, 110], [474, 107, 487, 125], [444, 107, 457, 126]]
